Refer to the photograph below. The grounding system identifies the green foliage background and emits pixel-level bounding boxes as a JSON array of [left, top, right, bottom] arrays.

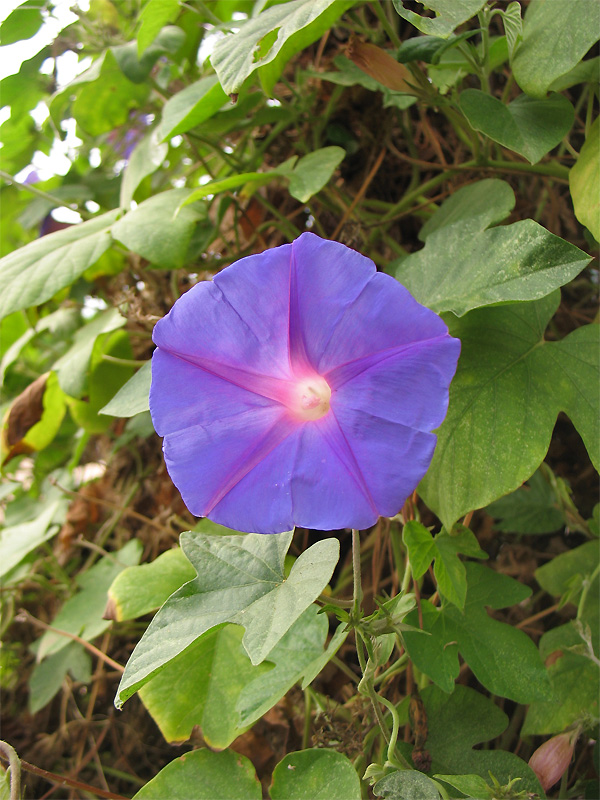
[[0, 1, 598, 798]]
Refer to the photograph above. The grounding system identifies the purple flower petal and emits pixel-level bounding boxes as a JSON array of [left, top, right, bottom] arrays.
[[316, 271, 450, 374], [327, 336, 460, 430], [290, 233, 375, 371], [150, 232, 461, 533], [150, 349, 275, 437], [153, 243, 293, 379], [162, 404, 295, 520], [290, 418, 379, 530], [330, 404, 437, 518]]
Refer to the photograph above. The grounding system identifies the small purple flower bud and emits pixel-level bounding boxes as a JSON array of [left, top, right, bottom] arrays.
[[528, 730, 578, 792]]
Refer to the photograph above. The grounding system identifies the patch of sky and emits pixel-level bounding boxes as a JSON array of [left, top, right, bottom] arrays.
[[89, 148, 101, 168], [81, 295, 108, 320], [52, 207, 82, 224]]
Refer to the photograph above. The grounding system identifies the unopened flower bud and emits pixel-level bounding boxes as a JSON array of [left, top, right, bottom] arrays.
[[528, 730, 578, 791]]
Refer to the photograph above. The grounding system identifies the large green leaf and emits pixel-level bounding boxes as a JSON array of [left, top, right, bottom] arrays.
[[570, 117, 600, 241], [36, 540, 142, 661], [396, 180, 590, 317], [111, 189, 204, 269], [459, 91, 574, 164], [132, 749, 261, 800], [512, 0, 600, 98], [157, 76, 229, 140], [115, 532, 339, 706], [420, 293, 599, 530], [403, 563, 550, 703], [138, 606, 332, 747], [0, 210, 119, 321], [100, 360, 151, 418], [396, 685, 543, 794], [139, 624, 269, 746], [211, 0, 355, 95], [270, 749, 361, 800], [392, 0, 486, 38]]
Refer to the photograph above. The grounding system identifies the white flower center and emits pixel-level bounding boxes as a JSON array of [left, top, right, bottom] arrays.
[[292, 376, 331, 421]]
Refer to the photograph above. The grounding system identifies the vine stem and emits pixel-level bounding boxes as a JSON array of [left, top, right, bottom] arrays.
[[0, 741, 20, 800], [0, 750, 128, 800], [16, 609, 124, 673]]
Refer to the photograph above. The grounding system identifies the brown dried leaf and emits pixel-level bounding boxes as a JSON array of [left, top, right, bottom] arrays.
[[4, 373, 48, 447], [347, 39, 414, 93]]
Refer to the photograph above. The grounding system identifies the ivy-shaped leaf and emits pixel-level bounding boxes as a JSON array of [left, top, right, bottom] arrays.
[[420, 292, 599, 531], [402, 563, 550, 703], [396, 180, 590, 317], [396, 685, 543, 794], [403, 521, 487, 608], [138, 606, 338, 748], [116, 531, 339, 707]]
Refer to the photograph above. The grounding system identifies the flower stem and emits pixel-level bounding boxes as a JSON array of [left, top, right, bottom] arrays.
[[352, 529, 363, 619]]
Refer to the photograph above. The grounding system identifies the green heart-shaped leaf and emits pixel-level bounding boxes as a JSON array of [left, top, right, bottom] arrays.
[[459, 90, 574, 164]]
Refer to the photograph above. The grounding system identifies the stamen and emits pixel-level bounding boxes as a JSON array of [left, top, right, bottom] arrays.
[[291, 376, 331, 421]]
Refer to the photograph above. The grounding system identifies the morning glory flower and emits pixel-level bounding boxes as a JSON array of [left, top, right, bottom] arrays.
[[150, 233, 460, 533]]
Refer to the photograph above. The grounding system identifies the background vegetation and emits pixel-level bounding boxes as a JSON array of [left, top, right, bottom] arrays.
[[0, 1, 598, 798]]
